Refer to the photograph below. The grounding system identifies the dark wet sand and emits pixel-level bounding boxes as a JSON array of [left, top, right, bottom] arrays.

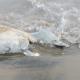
[[0, 45, 80, 80]]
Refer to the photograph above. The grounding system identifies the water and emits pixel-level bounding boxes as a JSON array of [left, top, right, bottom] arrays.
[[0, 47, 64, 80], [0, 0, 79, 44], [0, 45, 80, 80], [0, 0, 80, 80]]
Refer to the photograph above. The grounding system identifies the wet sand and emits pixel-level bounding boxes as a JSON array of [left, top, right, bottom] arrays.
[[0, 45, 80, 80]]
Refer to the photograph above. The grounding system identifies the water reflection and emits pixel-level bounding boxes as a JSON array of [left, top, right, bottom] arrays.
[[0, 47, 64, 80]]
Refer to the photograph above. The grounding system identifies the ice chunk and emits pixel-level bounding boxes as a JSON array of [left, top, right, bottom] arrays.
[[32, 29, 69, 47], [32, 29, 58, 44], [54, 41, 70, 47], [24, 50, 40, 56], [0, 25, 40, 56]]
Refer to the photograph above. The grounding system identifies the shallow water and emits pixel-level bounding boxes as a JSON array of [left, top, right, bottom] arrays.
[[0, 45, 79, 80], [0, 0, 80, 44], [0, 47, 64, 80]]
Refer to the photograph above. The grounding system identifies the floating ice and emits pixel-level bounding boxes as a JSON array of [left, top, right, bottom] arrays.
[[0, 25, 40, 56], [32, 29, 58, 43], [32, 29, 69, 47]]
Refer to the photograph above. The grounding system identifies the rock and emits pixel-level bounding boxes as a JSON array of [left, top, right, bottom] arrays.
[[0, 25, 40, 56]]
